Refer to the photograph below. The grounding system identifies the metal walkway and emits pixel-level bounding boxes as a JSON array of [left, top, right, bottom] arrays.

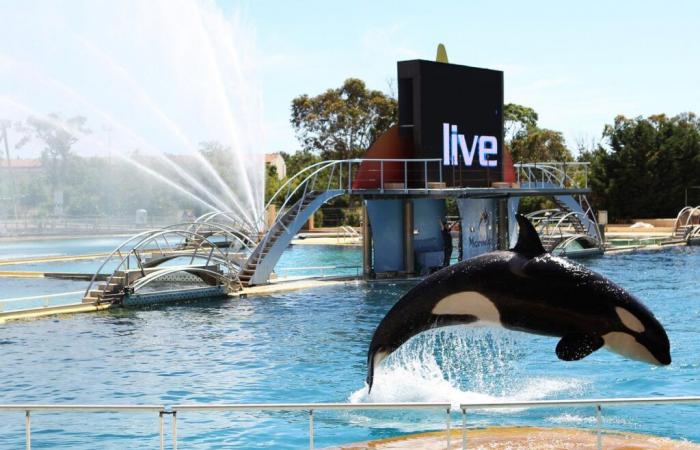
[[81, 159, 599, 301]]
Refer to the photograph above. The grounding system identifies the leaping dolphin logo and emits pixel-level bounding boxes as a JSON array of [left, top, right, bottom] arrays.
[[366, 214, 671, 392]]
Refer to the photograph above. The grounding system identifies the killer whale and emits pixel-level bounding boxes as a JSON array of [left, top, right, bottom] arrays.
[[366, 214, 671, 391]]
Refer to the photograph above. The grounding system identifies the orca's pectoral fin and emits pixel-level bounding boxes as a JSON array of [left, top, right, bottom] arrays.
[[555, 333, 604, 361]]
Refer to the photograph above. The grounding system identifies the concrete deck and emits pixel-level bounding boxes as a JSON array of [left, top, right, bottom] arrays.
[[328, 427, 700, 449], [0, 276, 360, 323]]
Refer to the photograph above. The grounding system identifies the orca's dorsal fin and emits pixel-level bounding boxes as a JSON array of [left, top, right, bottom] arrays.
[[512, 214, 546, 257]]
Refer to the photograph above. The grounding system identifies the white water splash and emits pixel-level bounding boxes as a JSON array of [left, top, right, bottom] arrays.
[[350, 327, 587, 410]]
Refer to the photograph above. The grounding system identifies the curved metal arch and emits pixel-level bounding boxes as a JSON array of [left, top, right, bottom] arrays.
[[194, 211, 257, 236], [265, 159, 339, 211], [141, 250, 244, 271], [129, 267, 240, 293], [165, 221, 257, 251], [673, 206, 695, 231], [84, 228, 173, 298], [525, 208, 563, 219], [194, 211, 219, 223], [84, 228, 239, 300], [689, 225, 700, 239], [553, 211, 591, 233], [267, 160, 347, 232], [684, 206, 700, 228]]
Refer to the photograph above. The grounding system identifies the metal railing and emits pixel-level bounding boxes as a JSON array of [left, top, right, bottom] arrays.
[[265, 158, 445, 214], [173, 402, 451, 450], [515, 162, 590, 189], [0, 290, 84, 313], [0, 404, 166, 450], [3, 396, 700, 450], [274, 264, 362, 278], [83, 224, 251, 303], [248, 158, 445, 277]]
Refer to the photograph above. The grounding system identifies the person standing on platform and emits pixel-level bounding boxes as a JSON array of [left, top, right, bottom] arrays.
[[441, 220, 453, 268]]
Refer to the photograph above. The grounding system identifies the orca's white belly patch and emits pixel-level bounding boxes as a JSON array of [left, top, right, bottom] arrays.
[[603, 331, 659, 365], [431, 291, 501, 324]]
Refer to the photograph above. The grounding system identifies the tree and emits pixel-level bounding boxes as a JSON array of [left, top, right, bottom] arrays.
[[291, 78, 398, 160], [504, 103, 538, 142], [18, 114, 90, 195], [509, 127, 572, 163], [503, 103, 572, 163], [585, 113, 700, 220], [0, 119, 28, 219]]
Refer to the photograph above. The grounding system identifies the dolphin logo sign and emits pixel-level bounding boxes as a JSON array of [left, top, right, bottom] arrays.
[[365, 214, 671, 392], [442, 123, 498, 167]]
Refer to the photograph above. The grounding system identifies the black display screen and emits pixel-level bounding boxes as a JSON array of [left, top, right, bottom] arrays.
[[398, 60, 503, 187]]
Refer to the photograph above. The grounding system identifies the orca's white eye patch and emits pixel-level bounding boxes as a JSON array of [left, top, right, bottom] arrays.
[[615, 307, 645, 333]]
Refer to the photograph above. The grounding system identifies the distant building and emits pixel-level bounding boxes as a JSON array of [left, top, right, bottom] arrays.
[[0, 158, 42, 173], [265, 153, 286, 180]]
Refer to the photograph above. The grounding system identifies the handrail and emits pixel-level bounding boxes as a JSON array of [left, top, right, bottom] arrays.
[[0, 404, 164, 412], [172, 402, 451, 411], [190, 211, 257, 241], [459, 395, 700, 409], [515, 162, 590, 189], [2, 396, 700, 450]]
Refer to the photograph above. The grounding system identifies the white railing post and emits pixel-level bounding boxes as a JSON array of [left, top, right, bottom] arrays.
[[159, 412, 164, 450], [309, 409, 314, 450], [596, 404, 602, 450], [25, 410, 30, 450], [445, 408, 451, 449], [461, 407, 467, 450], [348, 161, 352, 194], [172, 411, 178, 450], [424, 160, 428, 192], [404, 160, 408, 193], [380, 160, 384, 193]]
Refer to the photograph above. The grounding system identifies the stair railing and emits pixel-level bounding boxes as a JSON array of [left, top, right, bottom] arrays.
[[515, 162, 590, 189], [577, 195, 604, 248]]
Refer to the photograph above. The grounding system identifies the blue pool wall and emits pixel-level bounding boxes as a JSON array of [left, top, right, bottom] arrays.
[[366, 199, 405, 272], [366, 198, 446, 273]]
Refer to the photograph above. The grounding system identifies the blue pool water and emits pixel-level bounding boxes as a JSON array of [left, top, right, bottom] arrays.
[[0, 242, 699, 448]]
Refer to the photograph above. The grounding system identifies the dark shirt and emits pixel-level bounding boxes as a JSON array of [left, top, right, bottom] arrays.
[[441, 228, 452, 249]]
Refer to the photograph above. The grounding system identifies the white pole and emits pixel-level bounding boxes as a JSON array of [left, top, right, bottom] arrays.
[[172, 412, 178, 450], [25, 410, 30, 450], [596, 404, 602, 450], [309, 410, 314, 450], [446, 408, 451, 449]]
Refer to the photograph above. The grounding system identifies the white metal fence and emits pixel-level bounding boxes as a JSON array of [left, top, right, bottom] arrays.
[[2, 396, 700, 450]]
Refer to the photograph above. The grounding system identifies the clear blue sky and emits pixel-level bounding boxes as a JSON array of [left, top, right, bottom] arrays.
[[227, 0, 700, 154]]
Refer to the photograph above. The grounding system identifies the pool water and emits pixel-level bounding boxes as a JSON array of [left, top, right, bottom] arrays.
[[0, 243, 699, 448]]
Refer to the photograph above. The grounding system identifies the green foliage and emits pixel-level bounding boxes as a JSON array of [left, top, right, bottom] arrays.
[[504, 103, 538, 141], [504, 103, 573, 163], [280, 150, 321, 179], [290, 78, 398, 160], [585, 113, 700, 220], [265, 163, 283, 205]]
